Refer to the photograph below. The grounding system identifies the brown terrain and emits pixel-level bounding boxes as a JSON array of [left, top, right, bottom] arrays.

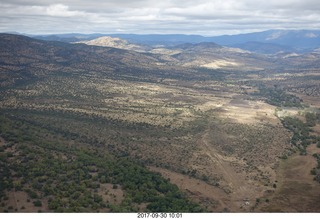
[[0, 33, 320, 212]]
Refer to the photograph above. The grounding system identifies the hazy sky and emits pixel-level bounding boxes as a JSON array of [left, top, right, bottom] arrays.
[[1, 0, 320, 35]]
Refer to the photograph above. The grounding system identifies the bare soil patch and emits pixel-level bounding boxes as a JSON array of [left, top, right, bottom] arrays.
[[221, 99, 279, 125], [97, 183, 124, 205], [259, 144, 320, 212], [148, 166, 231, 212], [294, 93, 320, 108], [3, 190, 49, 212]]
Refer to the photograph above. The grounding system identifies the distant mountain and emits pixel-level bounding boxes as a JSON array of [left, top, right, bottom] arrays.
[[31, 33, 208, 46], [172, 42, 222, 50], [75, 36, 150, 52], [210, 30, 320, 51], [152, 41, 273, 70], [31, 33, 106, 43], [232, 41, 295, 54], [73, 37, 270, 70], [113, 30, 320, 53], [109, 34, 208, 46], [30, 29, 320, 54]]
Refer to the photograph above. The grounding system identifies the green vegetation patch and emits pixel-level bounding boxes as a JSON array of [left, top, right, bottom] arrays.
[[254, 85, 302, 107], [0, 113, 203, 212]]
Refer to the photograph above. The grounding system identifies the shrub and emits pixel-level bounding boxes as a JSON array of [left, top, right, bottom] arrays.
[[33, 200, 42, 207]]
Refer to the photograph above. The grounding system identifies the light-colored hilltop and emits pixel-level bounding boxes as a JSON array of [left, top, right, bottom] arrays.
[[76, 36, 149, 52]]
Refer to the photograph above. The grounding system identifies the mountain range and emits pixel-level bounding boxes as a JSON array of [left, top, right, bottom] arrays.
[[27, 29, 320, 54], [2, 32, 320, 82]]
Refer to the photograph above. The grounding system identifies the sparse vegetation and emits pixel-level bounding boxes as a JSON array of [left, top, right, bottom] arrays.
[[279, 112, 320, 182], [1, 33, 320, 212], [312, 153, 320, 183]]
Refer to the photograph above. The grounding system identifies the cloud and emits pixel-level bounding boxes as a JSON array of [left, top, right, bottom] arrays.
[[0, 0, 320, 35], [45, 4, 86, 17]]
